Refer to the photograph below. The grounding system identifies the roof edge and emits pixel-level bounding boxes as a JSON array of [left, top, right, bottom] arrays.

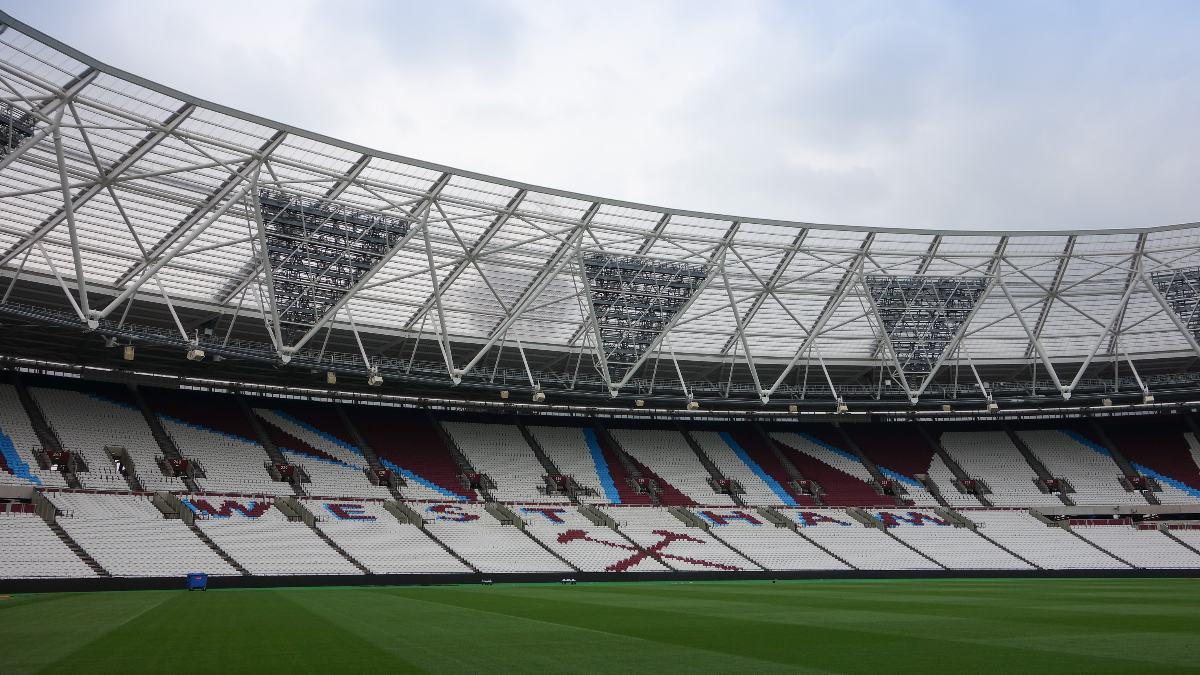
[[1, 10, 1197, 240]]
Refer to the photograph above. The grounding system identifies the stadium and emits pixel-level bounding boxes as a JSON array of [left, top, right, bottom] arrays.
[[0, 7, 1199, 673]]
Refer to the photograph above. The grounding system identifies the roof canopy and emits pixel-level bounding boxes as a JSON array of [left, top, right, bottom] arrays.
[[0, 12, 1198, 408]]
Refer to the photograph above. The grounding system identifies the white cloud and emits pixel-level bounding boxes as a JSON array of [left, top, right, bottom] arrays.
[[7, 0, 1200, 230]]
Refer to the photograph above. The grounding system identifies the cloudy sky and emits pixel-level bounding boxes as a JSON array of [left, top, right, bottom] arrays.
[[6, 1, 1199, 230]]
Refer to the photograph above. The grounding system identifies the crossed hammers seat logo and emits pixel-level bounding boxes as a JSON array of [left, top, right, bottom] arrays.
[[557, 528, 742, 572]]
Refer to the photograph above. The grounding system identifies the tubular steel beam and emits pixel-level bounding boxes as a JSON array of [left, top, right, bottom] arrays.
[[0, 100, 195, 268], [112, 130, 285, 288]]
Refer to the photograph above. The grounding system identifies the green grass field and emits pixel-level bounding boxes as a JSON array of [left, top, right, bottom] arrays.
[[2, 578, 1198, 673]]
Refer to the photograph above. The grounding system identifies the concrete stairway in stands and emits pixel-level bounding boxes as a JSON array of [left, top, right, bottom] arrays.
[[755, 507, 857, 568], [688, 518, 766, 570], [832, 423, 906, 507], [186, 521, 251, 576], [47, 520, 110, 577], [1088, 420, 1158, 505], [1003, 425, 1074, 506], [334, 403, 403, 501], [489, 503, 583, 572], [915, 423, 991, 506], [236, 395, 305, 496], [1065, 525, 1136, 567], [677, 425, 745, 506], [595, 422, 661, 505], [389, 502, 482, 572], [130, 385, 200, 493], [429, 412, 493, 501], [282, 498, 373, 574], [1162, 527, 1200, 556], [11, 373, 81, 488], [877, 524, 947, 569], [941, 509, 1042, 569], [754, 423, 823, 505], [516, 418, 577, 505]]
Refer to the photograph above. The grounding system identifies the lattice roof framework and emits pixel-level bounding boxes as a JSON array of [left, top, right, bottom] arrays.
[[0, 11, 1198, 407]]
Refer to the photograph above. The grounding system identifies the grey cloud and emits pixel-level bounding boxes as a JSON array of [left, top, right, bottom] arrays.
[[6, 0, 1199, 230]]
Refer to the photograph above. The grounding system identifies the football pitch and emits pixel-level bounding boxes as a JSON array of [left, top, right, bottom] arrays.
[[2, 578, 1198, 674]]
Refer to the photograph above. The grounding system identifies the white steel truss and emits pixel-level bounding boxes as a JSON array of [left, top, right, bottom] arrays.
[[0, 11, 1198, 406]]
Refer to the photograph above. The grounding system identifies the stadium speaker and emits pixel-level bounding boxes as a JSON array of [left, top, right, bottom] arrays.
[[326, 371, 336, 385], [941, 404, 952, 412], [1102, 398, 1113, 407], [532, 390, 546, 403], [635, 399, 646, 407], [185, 348, 205, 361], [788, 404, 798, 414], [835, 401, 849, 414], [987, 401, 999, 413], [500, 390, 510, 399], [367, 372, 383, 387], [1143, 393, 1155, 404], [686, 400, 700, 411], [122, 344, 135, 361]]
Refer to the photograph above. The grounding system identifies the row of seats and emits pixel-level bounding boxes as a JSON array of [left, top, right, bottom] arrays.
[[845, 426, 964, 507], [47, 491, 239, 577], [4, 493, 1200, 577], [964, 510, 1128, 569], [0, 511, 95, 578], [871, 508, 1031, 570], [1072, 525, 1200, 568], [689, 508, 849, 570], [420, 503, 573, 573], [308, 499, 471, 574], [527, 426, 613, 504], [3, 381, 1200, 509], [341, 406, 475, 501], [443, 422, 566, 503], [32, 388, 183, 492], [771, 432, 897, 507], [940, 431, 1063, 506], [190, 497, 362, 575], [1017, 430, 1145, 505], [0, 384, 68, 487], [611, 429, 735, 506], [515, 504, 671, 572], [256, 409, 394, 501], [691, 431, 793, 506]]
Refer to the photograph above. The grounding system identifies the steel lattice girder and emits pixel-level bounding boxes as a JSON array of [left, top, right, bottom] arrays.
[[258, 188, 410, 342], [582, 253, 709, 380], [864, 274, 988, 377], [0, 10, 1197, 406], [0, 100, 36, 156], [1151, 268, 1200, 337]]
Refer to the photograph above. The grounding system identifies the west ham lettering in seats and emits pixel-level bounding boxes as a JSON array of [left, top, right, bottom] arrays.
[[183, 498, 273, 519]]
